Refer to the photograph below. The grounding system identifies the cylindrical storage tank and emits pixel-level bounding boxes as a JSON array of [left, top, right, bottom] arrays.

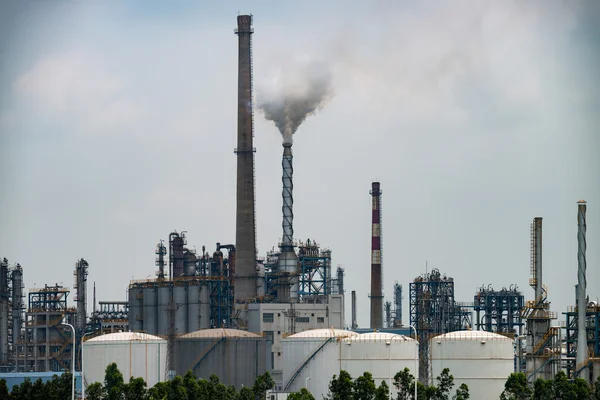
[[282, 329, 359, 398], [83, 332, 167, 389], [174, 286, 187, 334], [157, 286, 170, 336], [431, 330, 514, 400], [128, 286, 143, 332], [199, 286, 210, 329], [143, 286, 157, 334], [175, 328, 268, 389], [341, 332, 418, 397], [187, 285, 200, 332]]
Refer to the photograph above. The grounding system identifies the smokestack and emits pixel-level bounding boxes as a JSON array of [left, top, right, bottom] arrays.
[[351, 290, 357, 329], [234, 15, 257, 300], [278, 143, 298, 303], [11, 264, 23, 359], [370, 182, 383, 329], [0, 258, 8, 363], [530, 217, 543, 302], [576, 200, 589, 376], [75, 258, 89, 332]]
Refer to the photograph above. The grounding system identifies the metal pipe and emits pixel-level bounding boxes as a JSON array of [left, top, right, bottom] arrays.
[[81, 331, 93, 399], [351, 290, 357, 329], [576, 200, 589, 377]]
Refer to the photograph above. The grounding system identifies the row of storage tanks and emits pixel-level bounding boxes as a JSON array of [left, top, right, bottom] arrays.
[[82, 329, 514, 400]]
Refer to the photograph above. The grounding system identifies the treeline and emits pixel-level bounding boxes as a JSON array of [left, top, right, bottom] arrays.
[[500, 371, 600, 400]]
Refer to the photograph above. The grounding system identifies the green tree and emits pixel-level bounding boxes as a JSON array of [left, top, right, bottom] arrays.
[[169, 376, 187, 400], [0, 379, 8, 400], [287, 388, 316, 400], [105, 362, 125, 400], [327, 370, 354, 400], [181, 371, 199, 400], [124, 376, 148, 400], [532, 378, 552, 400], [12, 378, 33, 400], [148, 381, 170, 400], [252, 372, 275, 400], [433, 368, 454, 400], [572, 377, 591, 400], [594, 376, 600, 400], [30, 378, 46, 400], [375, 380, 389, 400], [500, 372, 532, 400], [86, 382, 105, 400], [237, 386, 255, 400], [452, 383, 469, 400], [393, 368, 416, 400], [354, 371, 376, 400]]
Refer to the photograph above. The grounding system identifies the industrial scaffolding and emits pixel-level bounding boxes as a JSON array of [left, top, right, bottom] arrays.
[[19, 284, 76, 372], [563, 303, 600, 379], [90, 301, 129, 333], [410, 269, 469, 384], [474, 285, 524, 335]]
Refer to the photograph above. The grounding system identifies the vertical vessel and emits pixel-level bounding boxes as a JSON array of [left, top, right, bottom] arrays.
[[576, 200, 589, 378]]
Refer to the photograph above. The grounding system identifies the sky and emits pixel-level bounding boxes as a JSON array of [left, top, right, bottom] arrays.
[[0, 0, 599, 329]]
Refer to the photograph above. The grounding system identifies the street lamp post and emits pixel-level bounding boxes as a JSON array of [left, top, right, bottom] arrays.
[[305, 376, 311, 389], [81, 331, 93, 400], [61, 322, 76, 400], [401, 324, 418, 400]]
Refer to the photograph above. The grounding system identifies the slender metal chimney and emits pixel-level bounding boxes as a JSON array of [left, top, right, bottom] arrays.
[[234, 15, 257, 300], [74, 258, 89, 332], [576, 200, 589, 376], [369, 182, 383, 329], [278, 143, 298, 302], [351, 290, 358, 329], [0, 258, 9, 363], [529, 217, 543, 302]]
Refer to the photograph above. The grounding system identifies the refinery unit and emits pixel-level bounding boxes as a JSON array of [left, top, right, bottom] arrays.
[[0, 13, 598, 400]]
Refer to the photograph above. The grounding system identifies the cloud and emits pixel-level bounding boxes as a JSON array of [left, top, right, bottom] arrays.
[[13, 52, 146, 136]]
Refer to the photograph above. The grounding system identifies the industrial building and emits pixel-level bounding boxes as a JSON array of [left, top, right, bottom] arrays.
[[2, 13, 599, 398]]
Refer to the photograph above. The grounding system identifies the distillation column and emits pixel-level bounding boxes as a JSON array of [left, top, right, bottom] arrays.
[[576, 200, 589, 379], [351, 290, 358, 329], [75, 258, 89, 332], [370, 182, 383, 329], [234, 15, 257, 300], [0, 258, 9, 363], [11, 265, 23, 360]]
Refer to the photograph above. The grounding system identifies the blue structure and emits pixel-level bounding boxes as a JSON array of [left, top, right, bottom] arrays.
[[0, 371, 82, 394], [563, 304, 600, 378]]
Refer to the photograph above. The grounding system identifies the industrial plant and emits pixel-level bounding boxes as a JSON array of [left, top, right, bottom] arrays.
[[0, 13, 598, 400]]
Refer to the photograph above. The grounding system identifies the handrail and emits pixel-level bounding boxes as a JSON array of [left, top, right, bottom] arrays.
[[284, 338, 333, 391], [188, 337, 226, 372]]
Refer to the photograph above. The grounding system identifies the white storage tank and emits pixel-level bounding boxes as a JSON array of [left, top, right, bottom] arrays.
[[431, 330, 514, 400], [282, 329, 359, 398], [82, 332, 167, 389], [341, 332, 418, 397]]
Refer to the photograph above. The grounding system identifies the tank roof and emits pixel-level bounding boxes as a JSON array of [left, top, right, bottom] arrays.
[[86, 332, 165, 342], [180, 328, 261, 339], [433, 330, 513, 340], [286, 328, 359, 339], [347, 332, 416, 342]]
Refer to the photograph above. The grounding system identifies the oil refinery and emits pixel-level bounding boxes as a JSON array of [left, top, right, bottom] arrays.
[[0, 13, 598, 400]]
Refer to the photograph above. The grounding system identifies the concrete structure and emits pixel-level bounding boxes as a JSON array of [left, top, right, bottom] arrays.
[[234, 14, 257, 301], [431, 330, 514, 400], [369, 182, 383, 329], [247, 297, 344, 388], [282, 329, 358, 396], [82, 332, 166, 388], [341, 332, 418, 398], [175, 328, 269, 388]]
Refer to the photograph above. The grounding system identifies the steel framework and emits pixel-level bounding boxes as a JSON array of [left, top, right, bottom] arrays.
[[474, 285, 524, 334], [297, 239, 330, 301], [563, 304, 600, 379], [410, 269, 467, 384]]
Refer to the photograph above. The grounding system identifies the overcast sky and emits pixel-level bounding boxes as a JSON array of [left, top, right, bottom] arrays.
[[1, 1, 598, 329]]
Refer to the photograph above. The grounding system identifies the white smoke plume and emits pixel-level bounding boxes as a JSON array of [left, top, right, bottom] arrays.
[[257, 60, 333, 144]]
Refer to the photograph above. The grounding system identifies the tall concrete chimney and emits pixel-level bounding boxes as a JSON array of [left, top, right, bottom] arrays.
[[234, 15, 257, 300], [576, 200, 589, 377], [369, 182, 383, 329]]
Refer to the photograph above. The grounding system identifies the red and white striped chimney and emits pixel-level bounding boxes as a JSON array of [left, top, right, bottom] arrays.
[[370, 181, 383, 329]]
